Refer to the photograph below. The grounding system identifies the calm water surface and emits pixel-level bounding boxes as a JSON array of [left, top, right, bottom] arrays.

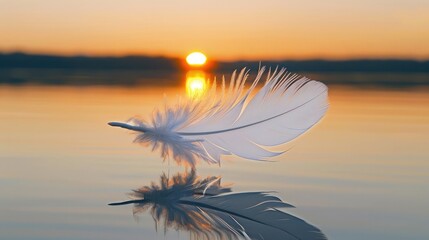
[[0, 83, 428, 240]]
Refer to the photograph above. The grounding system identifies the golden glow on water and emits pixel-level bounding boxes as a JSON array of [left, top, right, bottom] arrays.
[[186, 52, 207, 66], [0, 83, 428, 240], [186, 70, 207, 98]]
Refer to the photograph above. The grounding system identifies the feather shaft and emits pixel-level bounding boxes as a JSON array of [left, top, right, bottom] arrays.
[[108, 122, 148, 132], [177, 88, 326, 136]]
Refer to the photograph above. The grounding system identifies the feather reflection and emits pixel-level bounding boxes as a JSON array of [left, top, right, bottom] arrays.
[[109, 170, 327, 240]]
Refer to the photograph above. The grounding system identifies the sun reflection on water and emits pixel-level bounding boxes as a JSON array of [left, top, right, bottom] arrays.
[[186, 70, 207, 98]]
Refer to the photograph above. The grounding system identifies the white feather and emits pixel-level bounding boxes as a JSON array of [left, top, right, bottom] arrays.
[[109, 67, 328, 166]]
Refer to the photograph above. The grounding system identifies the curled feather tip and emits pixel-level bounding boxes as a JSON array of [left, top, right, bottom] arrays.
[[109, 67, 328, 166]]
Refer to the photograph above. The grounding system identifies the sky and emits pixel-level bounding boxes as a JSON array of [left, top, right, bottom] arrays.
[[1, 0, 428, 60]]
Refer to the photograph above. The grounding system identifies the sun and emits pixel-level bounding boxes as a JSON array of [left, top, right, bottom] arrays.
[[186, 52, 207, 66]]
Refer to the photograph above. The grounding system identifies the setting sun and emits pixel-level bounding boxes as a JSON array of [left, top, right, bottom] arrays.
[[186, 52, 207, 66]]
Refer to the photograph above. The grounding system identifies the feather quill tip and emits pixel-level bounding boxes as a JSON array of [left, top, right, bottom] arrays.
[[108, 122, 119, 127]]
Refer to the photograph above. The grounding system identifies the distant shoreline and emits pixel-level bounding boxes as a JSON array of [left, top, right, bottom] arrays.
[[1, 53, 428, 87], [1, 52, 429, 73]]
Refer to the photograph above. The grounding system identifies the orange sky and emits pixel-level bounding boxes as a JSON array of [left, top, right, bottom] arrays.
[[1, 0, 428, 60]]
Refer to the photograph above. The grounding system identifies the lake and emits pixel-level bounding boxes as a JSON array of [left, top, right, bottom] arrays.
[[0, 72, 428, 240]]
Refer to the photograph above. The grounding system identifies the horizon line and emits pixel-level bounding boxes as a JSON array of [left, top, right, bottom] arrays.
[[2, 50, 429, 62]]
